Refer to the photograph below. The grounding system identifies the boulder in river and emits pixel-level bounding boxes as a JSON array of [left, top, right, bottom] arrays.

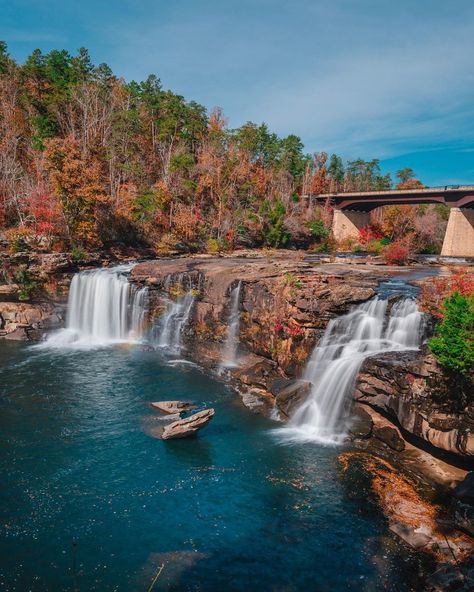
[[162, 408, 215, 440], [150, 401, 197, 415]]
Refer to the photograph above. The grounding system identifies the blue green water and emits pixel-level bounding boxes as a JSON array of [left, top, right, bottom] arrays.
[[0, 341, 426, 591]]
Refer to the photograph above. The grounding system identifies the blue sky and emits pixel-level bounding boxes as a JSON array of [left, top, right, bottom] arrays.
[[3, 0, 474, 185]]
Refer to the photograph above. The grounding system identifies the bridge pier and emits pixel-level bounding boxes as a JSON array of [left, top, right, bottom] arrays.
[[441, 208, 474, 257], [332, 209, 371, 242]]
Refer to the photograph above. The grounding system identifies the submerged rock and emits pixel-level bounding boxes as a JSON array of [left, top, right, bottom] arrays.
[[150, 401, 197, 415], [161, 408, 215, 440], [339, 452, 474, 565]]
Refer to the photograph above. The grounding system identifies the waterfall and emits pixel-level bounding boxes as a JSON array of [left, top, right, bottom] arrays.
[[44, 265, 148, 347], [219, 281, 242, 369], [156, 292, 195, 353], [278, 298, 424, 445]]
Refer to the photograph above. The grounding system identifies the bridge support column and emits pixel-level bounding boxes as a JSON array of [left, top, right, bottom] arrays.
[[332, 209, 371, 242], [441, 208, 474, 257]]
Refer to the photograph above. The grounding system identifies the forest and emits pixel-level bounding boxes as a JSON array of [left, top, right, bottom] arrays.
[[0, 43, 449, 260]]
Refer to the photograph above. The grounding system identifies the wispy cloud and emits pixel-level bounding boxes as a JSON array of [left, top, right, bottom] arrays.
[[4, 0, 474, 182]]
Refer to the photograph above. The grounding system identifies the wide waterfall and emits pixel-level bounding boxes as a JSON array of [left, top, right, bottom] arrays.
[[219, 281, 242, 369], [279, 298, 424, 445], [44, 265, 148, 347]]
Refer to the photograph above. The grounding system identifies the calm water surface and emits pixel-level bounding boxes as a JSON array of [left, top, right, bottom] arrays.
[[0, 341, 426, 591]]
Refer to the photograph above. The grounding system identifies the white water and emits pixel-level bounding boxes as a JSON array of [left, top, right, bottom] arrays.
[[278, 298, 424, 445], [219, 281, 242, 369], [156, 292, 195, 353], [43, 265, 148, 347]]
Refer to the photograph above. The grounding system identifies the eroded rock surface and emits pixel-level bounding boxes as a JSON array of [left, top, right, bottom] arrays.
[[355, 351, 474, 456]]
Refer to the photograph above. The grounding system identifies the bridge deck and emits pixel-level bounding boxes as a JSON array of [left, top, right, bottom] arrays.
[[310, 185, 474, 211]]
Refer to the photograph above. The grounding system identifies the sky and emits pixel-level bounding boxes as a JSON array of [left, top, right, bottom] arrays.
[[3, 0, 474, 185]]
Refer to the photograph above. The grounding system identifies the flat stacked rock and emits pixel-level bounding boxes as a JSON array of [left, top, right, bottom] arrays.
[[149, 400, 215, 439], [162, 408, 215, 440], [150, 401, 196, 414]]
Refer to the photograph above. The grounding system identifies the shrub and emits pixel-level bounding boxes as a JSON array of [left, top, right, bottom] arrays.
[[366, 239, 384, 254], [308, 218, 330, 241], [383, 239, 412, 265], [429, 292, 474, 385], [283, 273, 302, 289], [13, 266, 39, 301], [206, 238, 220, 254], [70, 245, 88, 262], [359, 226, 383, 245]]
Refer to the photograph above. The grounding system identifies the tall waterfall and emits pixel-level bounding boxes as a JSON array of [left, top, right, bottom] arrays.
[[220, 281, 242, 369], [279, 298, 424, 445], [44, 265, 148, 347]]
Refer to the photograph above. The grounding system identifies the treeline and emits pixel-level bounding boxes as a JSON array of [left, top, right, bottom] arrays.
[[0, 43, 447, 253]]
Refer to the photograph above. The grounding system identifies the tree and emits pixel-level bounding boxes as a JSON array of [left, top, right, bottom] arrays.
[[429, 293, 474, 386], [396, 167, 424, 190]]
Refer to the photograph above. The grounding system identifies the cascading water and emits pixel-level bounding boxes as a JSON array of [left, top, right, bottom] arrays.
[[154, 273, 196, 354], [219, 281, 242, 369], [43, 265, 148, 347], [157, 292, 195, 353], [278, 298, 424, 445]]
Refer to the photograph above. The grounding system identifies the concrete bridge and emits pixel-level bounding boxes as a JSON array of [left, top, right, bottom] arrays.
[[311, 186, 474, 257]]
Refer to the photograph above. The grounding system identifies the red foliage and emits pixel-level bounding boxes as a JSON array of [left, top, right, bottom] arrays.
[[26, 178, 63, 235], [383, 239, 412, 265], [359, 226, 383, 245], [274, 321, 284, 334], [286, 321, 304, 337], [273, 320, 304, 337], [419, 272, 474, 318]]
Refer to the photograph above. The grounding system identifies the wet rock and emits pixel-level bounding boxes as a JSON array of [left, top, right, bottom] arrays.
[[374, 424, 406, 451], [150, 401, 197, 414], [362, 405, 405, 451], [161, 408, 215, 440], [238, 388, 275, 414], [349, 404, 373, 439], [273, 380, 312, 418]]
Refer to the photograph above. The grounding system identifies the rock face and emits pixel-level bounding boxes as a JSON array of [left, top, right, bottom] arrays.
[[0, 301, 60, 340], [354, 350, 474, 457], [150, 401, 196, 414], [161, 408, 215, 440], [132, 256, 381, 379]]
